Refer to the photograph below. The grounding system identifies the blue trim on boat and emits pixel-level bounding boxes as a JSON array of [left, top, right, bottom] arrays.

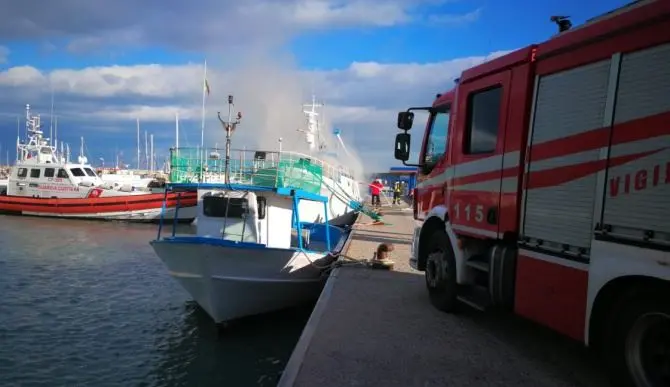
[[150, 235, 340, 255], [153, 236, 268, 250], [167, 182, 275, 192]]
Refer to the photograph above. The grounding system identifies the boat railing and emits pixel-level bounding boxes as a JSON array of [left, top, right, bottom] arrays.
[[169, 147, 353, 195]]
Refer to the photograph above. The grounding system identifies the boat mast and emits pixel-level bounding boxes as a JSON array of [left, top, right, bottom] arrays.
[[301, 95, 324, 155], [16, 116, 19, 161], [150, 134, 154, 173], [78, 137, 88, 164], [49, 87, 54, 147], [136, 118, 140, 170], [175, 112, 179, 158], [54, 116, 58, 155], [144, 131, 148, 170], [216, 94, 242, 184]]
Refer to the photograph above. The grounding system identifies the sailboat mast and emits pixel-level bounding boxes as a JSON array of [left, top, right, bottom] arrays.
[[54, 116, 58, 151], [16, 116, 19, 161], [136, 118, 140, 170], [150, 134, 154, 173], [49, 88, 54, 146], [144, 131, 148, 170]]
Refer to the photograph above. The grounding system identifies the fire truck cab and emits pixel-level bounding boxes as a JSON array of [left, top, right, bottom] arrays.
[[393, 1, 670, 386]]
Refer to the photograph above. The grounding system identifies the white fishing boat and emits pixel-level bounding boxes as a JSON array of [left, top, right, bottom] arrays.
[[149, 95, 378, 323], [0, 104, 197, 222], [150, 182, 357, 323]]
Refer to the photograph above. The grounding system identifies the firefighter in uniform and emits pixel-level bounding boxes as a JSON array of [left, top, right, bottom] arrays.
[[393, 181, 402, 205]]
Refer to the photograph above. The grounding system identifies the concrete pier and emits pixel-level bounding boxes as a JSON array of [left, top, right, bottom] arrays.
[[279, 206, 609, 387]]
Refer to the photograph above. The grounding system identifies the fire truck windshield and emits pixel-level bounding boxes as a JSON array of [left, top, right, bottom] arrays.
[[423, 108, 450, 168]]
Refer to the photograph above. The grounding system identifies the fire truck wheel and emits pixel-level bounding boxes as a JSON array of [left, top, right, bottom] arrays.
[[424, 229, 458, 313], [604, 294, 670, 387]]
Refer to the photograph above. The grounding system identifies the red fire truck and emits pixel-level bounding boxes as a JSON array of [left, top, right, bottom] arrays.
[[393, 1, 669, 386]]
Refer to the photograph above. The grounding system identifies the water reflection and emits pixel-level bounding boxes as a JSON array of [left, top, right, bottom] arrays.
[[146, 301, 314, 387]]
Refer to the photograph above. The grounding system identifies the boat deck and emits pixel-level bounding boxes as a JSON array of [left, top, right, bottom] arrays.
[[279, 205, 609, 387]]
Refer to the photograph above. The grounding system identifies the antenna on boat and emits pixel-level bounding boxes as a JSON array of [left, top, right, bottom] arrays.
[[49, 87, 55, 147], [216, 94, 242, 184]]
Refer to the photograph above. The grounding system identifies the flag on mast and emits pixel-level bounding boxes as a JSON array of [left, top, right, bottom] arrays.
[[204, 79, 210, 96]]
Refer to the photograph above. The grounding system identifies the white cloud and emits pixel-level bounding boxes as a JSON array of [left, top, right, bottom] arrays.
[[0, 49, 513, 173], [428, 7, 483, 25], [0, 0, 479, 53], [0, 46, 9, 63]]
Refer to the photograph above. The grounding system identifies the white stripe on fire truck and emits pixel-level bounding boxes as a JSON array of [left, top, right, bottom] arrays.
[[451, 224, 498, 238], [519, 248, 589, 271], [417, 136, 668, 190], [528, 148, 601, 172], [451, 176, 518, 194], [418, 153, 518, 188], [609, 134, 670, 156]]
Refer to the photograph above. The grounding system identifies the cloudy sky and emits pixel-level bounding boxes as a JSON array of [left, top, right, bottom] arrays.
[[0, 0, 628, 172]]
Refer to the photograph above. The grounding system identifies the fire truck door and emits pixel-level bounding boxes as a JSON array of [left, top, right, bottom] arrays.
[[416, 105, 451, 220], [448, 70, 512, 238]]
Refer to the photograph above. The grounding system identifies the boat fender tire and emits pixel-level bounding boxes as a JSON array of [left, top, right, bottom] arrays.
[[602, 291, 670, 387], [425, 229, 459, 313]]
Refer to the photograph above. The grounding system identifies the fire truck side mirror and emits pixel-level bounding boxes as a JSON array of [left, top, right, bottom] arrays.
[[394, 133, 411, 161], [397, 111, 414, 130]]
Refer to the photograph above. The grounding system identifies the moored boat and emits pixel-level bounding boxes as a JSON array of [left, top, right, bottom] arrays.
[[0, 104, 197, 222], [150, 182, 357, 324]]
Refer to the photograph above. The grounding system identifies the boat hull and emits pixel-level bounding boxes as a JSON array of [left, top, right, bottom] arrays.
[[0, 192, 198, 222], [150, 238, 334, 323]]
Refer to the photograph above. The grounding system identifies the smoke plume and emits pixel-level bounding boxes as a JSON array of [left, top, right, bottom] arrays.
[[204, 46, 365, 181]]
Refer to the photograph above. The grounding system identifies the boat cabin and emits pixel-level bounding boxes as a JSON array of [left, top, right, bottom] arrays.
[[159, 183, 341, 253], [8, 162, 105, 198]]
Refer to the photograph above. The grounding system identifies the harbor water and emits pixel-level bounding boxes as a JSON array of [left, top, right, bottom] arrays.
[[0, 216, 313, 387]]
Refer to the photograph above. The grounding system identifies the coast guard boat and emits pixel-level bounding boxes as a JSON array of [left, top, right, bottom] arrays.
[[0, 104, 197, 222]]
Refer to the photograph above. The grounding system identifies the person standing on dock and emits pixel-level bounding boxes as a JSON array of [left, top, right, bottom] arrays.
[[370, 178, 383, 207], [392, 181, 402, 205]]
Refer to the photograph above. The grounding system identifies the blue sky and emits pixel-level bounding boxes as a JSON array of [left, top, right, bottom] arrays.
[[0, 0, 631, 172]]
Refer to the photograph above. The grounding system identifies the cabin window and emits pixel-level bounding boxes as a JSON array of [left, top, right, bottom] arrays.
[[203, 196, 248, 218], [44, 168, 55, 178], [30, 169, 41, 178], [70, 168, 85, 177], [84, 168, 97, 177], [464, 86, 502, 154], [422, 106, 451, 169], [17, 168, 27, 178], [57, 169, 69, 178]]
